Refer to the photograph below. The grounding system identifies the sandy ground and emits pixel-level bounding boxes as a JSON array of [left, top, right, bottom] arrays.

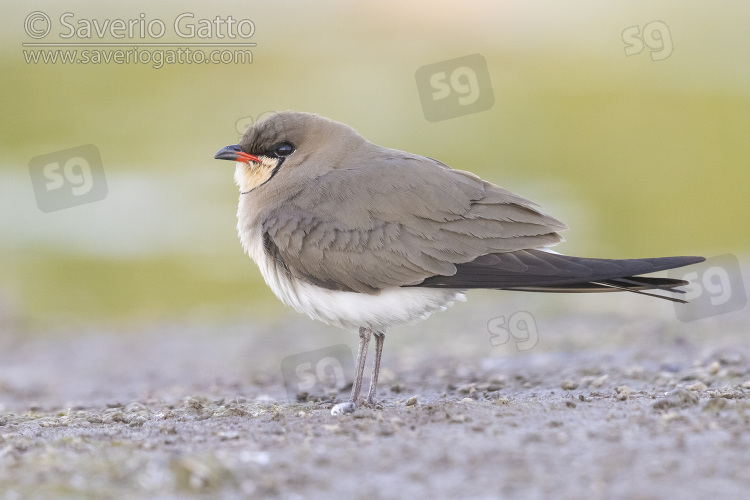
[[0, 290, 749, 500]]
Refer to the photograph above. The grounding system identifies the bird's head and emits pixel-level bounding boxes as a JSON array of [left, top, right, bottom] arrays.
[[214, 111, 365, 194]]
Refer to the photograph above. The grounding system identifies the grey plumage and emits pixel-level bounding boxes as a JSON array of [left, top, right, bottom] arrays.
[[214, 111, 704, 414]]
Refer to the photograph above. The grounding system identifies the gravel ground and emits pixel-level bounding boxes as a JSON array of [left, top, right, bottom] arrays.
[[0, 290, 749, 500]]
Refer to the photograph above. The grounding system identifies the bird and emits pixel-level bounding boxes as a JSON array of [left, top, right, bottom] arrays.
[[214, 111, 704, 415]]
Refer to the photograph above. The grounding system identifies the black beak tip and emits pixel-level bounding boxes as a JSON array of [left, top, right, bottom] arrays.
[[214, 144, 241, 161]]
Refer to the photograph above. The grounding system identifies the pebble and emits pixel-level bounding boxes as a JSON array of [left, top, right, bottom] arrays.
[[456, 384, 476, 394], [591, 375, 609, 388], [703, 398, 728, 412], [217, 407, 248, 417], [129, 416, 147, 427], [218, 431, 240, 441], [405, 396, 417, 407], [561, 380, 578, 390], [717, 351, 744, 365], [555, 431, 570, 445], [653, 389, 699, 410], [624, 365, 646, 379], [685, 381, 708, 392]]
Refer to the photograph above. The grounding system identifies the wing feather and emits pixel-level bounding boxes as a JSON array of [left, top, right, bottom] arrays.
[[261, 155, 565, 293]]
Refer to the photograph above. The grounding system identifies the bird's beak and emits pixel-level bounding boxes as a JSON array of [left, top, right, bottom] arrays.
[[214, 144, 260, 164]]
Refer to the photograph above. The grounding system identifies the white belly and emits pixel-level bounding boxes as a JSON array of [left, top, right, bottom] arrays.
[[240, 223, 465, 331]]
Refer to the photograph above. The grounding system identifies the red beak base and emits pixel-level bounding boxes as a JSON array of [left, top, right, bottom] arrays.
[[214, 145, 260, 164]]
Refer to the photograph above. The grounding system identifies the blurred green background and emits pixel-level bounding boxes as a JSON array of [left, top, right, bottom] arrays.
[[1, 0, 748, 331]]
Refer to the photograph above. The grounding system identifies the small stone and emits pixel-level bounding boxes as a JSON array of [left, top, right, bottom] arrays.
[[183, 398, 204, 412], [708, 361, 721, 375], [659, 411, 685, 425], [703, 398, 728, 412], [614, 385, 632, 395], [493, 397, 510, 405], [717, 351, 744, 366], [555, 431, 570, 445], [653, 389, 699, 410], [456, 383, 476, 394], [447, 413, 468, 423], [591, 374, 609, 388], [561, 380, 578, 391], [685, 381, 708, 392], [624, 365, 646, 379], [405, 396, 417, 407], [741, 381, 750, 389], [218, 407, 248, 417], [129, 416, 147, 427]]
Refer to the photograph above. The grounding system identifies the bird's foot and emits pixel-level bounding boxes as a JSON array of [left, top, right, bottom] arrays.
[[330, 401, 357, 416]]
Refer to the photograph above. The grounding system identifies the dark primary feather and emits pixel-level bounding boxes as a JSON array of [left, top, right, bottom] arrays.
[[412, 249, 704, 302]]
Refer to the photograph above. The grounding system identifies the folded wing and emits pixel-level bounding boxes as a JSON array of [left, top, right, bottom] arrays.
[[262, 153, 567, 293]]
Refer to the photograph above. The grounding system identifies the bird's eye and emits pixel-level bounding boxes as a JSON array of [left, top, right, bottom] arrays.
[[272, 142, 295, 157]]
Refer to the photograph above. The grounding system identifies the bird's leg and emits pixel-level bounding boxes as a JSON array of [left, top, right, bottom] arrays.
[[331, 326, 371, 415], [349, 326, 372, 404], [366, 330, 386, 406]]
